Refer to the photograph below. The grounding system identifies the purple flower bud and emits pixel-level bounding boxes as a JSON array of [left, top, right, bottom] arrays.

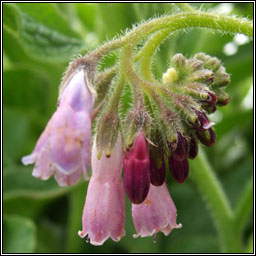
[[217, 96, 230, 106], [149, 155, 166, 186], [192, 110, 214, 131], [169, 157, 189, 183], [203, 91, 217, 106], [172, 132, 188, 161], [22, 70, 94, 186], [132, 183, 182, 238], [188, 136, 198, 159], [79, 136, 125, 246], [123, 132, 150, 204], [196, 127, 216, 147]]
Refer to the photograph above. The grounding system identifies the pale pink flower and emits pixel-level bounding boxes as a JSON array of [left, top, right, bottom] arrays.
[[79, 136, 125, 246], [22, 70, 94, 186], [132, 183, 182, 238]]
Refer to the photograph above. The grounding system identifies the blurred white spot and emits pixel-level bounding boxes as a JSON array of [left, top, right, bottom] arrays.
[[242, 85, 253, 109], [223, 42, 238, 56], [210, 110, 223, 124], [84, 33, 99, 48], [234, 34, 250, 46], [214, 3, 234, 14]]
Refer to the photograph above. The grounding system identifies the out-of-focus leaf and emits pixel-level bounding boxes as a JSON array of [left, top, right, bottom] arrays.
[[36, 219, 65, 253], [3, 107, 32, 160], [95, 3, 137, 42], [3, 3, 85, 62], [215, 109, 252, 138], [3, 3, 20, 35], [3, 215, 37, 253], [3, 166, 71, 201], [3, 68, 51, 116], [76, 3, 96, 31]]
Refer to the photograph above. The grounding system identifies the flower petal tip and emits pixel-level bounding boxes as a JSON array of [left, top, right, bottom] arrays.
[[21, 154, 36, 165]]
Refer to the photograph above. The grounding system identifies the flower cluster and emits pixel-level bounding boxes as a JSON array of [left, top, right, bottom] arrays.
[[22, 51, 230, 246]]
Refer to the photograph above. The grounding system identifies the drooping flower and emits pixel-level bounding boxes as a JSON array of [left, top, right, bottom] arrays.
[[123, 132, 150, 204], [21, 70, 94, 186], [132, 183, 182, 238], [79, 136, 125, 246]]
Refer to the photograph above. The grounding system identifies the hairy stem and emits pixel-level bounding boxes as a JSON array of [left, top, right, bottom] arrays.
[[87, 11, 252, 59], [189, 148, 242, 253]]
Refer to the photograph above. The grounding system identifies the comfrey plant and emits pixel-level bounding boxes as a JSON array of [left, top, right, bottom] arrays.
[[22, 4, 252, 251]]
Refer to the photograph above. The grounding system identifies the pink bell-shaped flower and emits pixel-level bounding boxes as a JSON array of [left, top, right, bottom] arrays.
[[78, 136, 125, 246], [132, 183, 182, 238], [123, 132, 150, 204], [21, 70, 94, 186]]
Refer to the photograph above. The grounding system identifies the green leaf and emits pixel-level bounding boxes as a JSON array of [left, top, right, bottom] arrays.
[[3, 3, 20, 35], [3, 166, 71, 201], [3, 3, 85, 62], [3, 107, 32, 160], [3, 215, 37, 253], [3, 68, 51, 116]]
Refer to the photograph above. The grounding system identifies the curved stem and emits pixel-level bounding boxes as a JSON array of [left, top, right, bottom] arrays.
[[136, 29, 170, 82], [87, 11, 252, 59], [189, 148, 242, 253]]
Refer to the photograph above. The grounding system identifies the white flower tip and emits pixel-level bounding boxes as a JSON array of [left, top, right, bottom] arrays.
[[21, 154, 36, 165], [78, 230, 84, 238], [176, 223, 183, 229], [133, 233, 139, 239], [203, 121, 215, 129]]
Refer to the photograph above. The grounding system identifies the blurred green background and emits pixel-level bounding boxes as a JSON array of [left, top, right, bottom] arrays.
[[3, 3, 253, 253]]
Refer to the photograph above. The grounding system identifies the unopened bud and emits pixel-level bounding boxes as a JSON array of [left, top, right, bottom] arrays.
[[169, 157, 189, 183], [214, 89, 230, 106], [187, 58, 204, 72], [149, 154, 166, 186], [171, 53, 186, 72], [188, 136, 198, 159], [196, 127, 216, 147], [212, 67, 230, 88], [188, 69, 214, 85], [96, 112, 120, 158], [123, 132, 150, 204], [171, 132, 188, 161], [191, 110, 214, 131]]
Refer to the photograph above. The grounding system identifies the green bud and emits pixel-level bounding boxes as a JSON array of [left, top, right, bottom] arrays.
[[188, 69, 214, 85], [214, 88, 230, 106], [170, 53, 187, 78], [123, 108, 151, 149], [96, 112, 120, 158], [211, 66, 230, 88], [187, 58, 204, 72]]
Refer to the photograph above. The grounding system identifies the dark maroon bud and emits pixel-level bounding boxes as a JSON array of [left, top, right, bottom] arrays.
[[172, 132, 188, 161], [196, 127, 216, 147], [188, 136, 198, 159], [205, 91, 217, 105], [123, 132, 150, 204], [169, 157, 189, 183], [217, 96, 230, 106], [149, 155, 166, 186], [192, 110, 213, 131]]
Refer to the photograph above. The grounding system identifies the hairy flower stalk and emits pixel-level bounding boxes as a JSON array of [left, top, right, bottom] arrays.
[[20, 5, 250, 247]]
